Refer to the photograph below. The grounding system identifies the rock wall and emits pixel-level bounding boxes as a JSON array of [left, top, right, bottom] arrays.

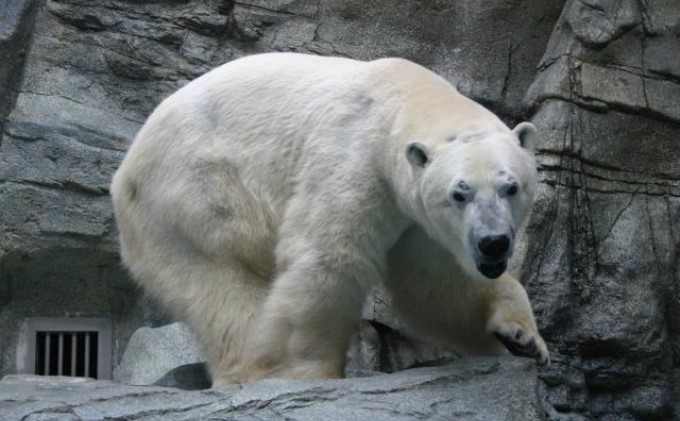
[[521, 2, 680, 419], [0, 0, 678, 419]]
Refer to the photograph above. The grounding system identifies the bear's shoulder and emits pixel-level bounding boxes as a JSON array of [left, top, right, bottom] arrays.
[[364, 57, 452, 90]]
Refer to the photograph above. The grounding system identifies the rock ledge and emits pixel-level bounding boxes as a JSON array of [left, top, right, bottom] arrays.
[[0, 356, 541, 421]]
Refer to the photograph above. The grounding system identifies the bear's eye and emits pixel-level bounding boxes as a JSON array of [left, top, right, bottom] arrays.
[[452, 192, 467, 202], [507, 185, 518, 196]]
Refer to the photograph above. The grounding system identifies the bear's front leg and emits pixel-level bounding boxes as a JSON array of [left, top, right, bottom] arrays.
[[236, 162, 406, 381], [242, 262, 376, 381], [482, 274, 550, 365]]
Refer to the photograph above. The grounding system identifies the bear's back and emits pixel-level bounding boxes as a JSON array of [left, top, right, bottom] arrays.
[[117, 53, 505, 221]]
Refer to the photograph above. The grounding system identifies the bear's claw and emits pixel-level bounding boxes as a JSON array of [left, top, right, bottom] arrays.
[[493, 329, 550, 366]]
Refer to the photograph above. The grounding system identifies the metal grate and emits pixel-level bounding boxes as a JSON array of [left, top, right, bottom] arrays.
[[19, 318, 112, 380], [35, 331, 99, 378]]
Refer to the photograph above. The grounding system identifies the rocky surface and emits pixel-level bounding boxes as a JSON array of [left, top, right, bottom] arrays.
[[116, 322, 207, 389], [0, 357, 543, 421], [520, 1, 680, 419], [0, 0, 679, 420]]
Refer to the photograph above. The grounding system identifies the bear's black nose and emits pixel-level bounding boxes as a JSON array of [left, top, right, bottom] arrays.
[[478, 234, 510, 261]]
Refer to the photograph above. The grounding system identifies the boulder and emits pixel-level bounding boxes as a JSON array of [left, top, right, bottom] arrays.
[[116, 322, 207, 389]]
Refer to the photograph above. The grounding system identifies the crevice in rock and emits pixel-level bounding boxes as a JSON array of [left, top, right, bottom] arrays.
[[599, 189, 639, 244], [0, 0, 40, 143]]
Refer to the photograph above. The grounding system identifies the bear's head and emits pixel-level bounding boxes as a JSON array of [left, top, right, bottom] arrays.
[[405, 122, 538, 279]]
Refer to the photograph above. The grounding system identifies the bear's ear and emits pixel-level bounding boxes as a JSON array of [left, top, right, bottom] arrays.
[[512, 122, 537, 149], [406, 141, 430, 168]]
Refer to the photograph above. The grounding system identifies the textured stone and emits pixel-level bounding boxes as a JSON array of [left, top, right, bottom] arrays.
[[0, 0, 37, 128], [520, 1, 680, 418], [526, 0, 680, 124], [116, 322, 206, 387], [230, 0, 564, 117], [0, 357, 543, 421]]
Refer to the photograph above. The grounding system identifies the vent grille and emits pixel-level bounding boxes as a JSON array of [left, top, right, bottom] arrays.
[[35, 331, 100, 378], [20, 318, 112, 380]]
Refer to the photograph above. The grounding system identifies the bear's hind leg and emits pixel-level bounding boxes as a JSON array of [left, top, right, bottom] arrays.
[[175, 259, 270, 386], [113, 130, 282, 386]]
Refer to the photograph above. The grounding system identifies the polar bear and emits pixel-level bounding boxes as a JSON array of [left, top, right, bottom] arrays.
[[111, 52, 549, 385]]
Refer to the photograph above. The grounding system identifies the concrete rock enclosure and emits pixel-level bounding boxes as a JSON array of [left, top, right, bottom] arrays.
[[0, 0, 678, 420]]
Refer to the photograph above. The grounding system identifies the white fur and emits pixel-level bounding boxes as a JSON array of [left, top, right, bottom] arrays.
[[111, 53, 548, 385]]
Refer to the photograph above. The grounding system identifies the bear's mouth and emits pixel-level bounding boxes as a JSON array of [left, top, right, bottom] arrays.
[[476, 261, 507, 279]]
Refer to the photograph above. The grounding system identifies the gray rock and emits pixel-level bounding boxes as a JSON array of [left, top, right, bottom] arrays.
[[346, 320, 459, 376], [0, 0, 37, 128], [152, 362, 212, 390], [345, 320, 382, 375], [230, 0, 564, 117], [0, 356, 543, 421], [526, 0, 680, 124], [116, 322, 206, 387], [520, 1, 680, 419]]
